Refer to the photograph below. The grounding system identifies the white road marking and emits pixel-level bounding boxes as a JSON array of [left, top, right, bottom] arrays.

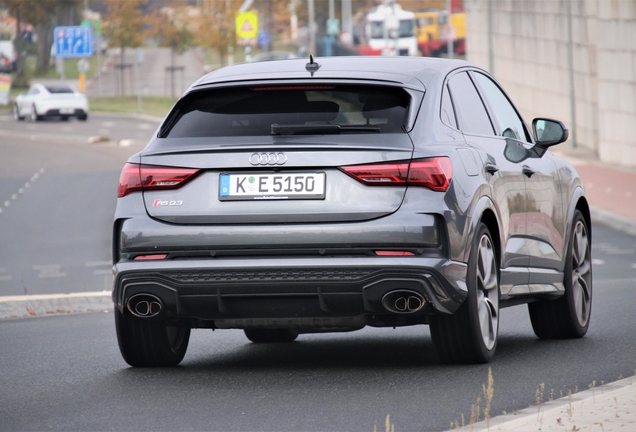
[[592, 259, 605, 265], [32, 264, 66, 278], [0, 268, 11, 281], [137, 124, 153, 130], [1, 169, 43, 216], [85, 260, 111, 267], [93, 269, 112, 275]]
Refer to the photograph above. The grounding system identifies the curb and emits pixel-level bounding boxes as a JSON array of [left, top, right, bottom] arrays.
[[453, 376, 636, 432], [590, 207, 636, 237], [0, 291, 113, 320]]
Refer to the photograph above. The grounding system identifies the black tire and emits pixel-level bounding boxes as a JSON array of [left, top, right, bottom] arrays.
[[114, 308, 190, 367], [30, 104, 42, 121], [529, 210, 592, 338], [430, 223, 500, 364], [14, 104, 24, 121], [77, 113, 88, 121], [244, 328, 298, 343]]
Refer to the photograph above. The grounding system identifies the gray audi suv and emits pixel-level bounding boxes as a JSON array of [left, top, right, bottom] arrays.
[[113, 56, 592, 366]]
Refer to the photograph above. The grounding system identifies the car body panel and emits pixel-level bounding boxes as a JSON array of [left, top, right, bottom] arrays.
[[112, 56, 588, 337]]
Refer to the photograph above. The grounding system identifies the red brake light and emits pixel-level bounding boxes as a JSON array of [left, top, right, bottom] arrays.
[[134, 254, 168, 261], [374, 251, 415, 256], [118, 163, 200, 197], [407, 157, 452, 191], [339, 157, 452, 192]]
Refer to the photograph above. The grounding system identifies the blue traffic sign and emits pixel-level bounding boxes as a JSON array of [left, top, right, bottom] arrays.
[[257, 31, 270, 48], [54, 26, 93, 58]]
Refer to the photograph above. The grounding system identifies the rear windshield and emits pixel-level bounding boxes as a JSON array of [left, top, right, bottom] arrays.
[[160, 84, 410, 138], [45, 85, 74, 94]]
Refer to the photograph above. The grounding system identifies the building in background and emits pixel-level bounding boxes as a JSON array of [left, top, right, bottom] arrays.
[[467, 0, 636, 168]]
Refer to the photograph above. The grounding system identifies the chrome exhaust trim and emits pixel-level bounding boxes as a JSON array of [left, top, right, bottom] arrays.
[[381, 290, 426, 314], [127, 293, 163, 318]]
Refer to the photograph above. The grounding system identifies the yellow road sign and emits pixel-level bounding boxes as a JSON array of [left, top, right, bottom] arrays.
[[236, 11, 258, 39]]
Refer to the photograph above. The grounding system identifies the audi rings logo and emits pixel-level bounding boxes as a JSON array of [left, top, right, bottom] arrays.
[[249, 152, 288, 166]]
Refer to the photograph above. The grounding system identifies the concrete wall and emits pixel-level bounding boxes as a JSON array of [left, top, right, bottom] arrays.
[[466, 0, 636, 167]]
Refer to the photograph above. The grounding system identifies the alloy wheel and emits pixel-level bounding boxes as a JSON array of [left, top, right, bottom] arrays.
[[476, 234, 499, 350], [571, 220, 591, 326]]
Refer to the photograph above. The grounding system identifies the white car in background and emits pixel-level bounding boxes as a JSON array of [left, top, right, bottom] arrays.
[[14, 82, 88, 121]]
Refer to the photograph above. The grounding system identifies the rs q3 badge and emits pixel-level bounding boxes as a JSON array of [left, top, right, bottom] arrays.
[[153, 200, 183, 207]]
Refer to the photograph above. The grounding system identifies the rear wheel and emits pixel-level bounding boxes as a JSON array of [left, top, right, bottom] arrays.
[[244, 328, 298, 343], [77, 113, 88, 121], [30, 104, 42, 121], [14, 104, 24, 120], [430, 223, 500, 364], [529, 210, 592, 338], [114, 308, 190, 367]]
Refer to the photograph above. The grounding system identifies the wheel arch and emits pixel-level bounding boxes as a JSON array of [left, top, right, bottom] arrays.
[[463, 196, 502, 267], [575, 194, 591, 242], [564, 186, 590, 254]]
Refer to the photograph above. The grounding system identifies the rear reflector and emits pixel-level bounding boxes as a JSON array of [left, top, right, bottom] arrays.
[[133, 254, 168, 261], [118, 163, 201, 197], [375, 251, 415, 256], [339, 157, 452, 192]]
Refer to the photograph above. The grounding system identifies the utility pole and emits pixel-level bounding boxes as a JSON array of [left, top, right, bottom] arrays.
[[487, 0, 494, 74], [308, 0, 316, 55], [566, 0, 577, 148], [446, 0, 453, 59]]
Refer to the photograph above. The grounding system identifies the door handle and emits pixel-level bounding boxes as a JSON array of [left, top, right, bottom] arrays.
[[484, 163, 499, 174], [522, 165, 535, 178]]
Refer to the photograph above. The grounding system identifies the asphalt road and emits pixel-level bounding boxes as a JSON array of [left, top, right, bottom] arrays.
[[1, 114, 636, 431], [0, 113, 155, 296], [1, 265, 636, 432]]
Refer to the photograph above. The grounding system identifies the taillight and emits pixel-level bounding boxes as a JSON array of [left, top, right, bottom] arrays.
[[134, 254, 168, 261], [374, 251, 415, 256], [117, 163, 201, 197], [339, 157, 452, 192]]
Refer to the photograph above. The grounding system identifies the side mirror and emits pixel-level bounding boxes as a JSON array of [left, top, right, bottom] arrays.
[[532, 118, 569, 147]]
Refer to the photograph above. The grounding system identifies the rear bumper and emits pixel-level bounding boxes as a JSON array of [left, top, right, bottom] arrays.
[[42, 108, 87, 117], [112, 256, 468, 328]]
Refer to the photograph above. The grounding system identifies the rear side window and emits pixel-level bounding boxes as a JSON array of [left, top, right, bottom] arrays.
[[46, 85, 74, 94], [161, 85, 410, 138], [447, 72, 495, 136]]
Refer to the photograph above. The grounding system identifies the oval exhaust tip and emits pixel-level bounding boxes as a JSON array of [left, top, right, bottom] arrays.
[[381, 290, 426, 314], [127, 294, 163, 318]]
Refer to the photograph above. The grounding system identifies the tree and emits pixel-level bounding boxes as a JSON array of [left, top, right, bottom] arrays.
[[146, 1, 195, 98], [194, 0, 243, 68], [102, 0, 147, 95], [0, 0, 81, 83]]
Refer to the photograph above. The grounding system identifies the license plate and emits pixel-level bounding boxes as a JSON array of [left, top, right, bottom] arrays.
[[60, 108, 74, 114], [219, 173, 326, 201]]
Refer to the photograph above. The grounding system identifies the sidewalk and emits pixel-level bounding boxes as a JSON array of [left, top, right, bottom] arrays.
[[458, 376, 636, 432]]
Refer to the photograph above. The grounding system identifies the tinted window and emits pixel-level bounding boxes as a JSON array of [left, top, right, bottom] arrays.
[[46, 85, 74, 94], [472, 72, 530, 142], [447, 72, 494, 136], [441, 84, 457, 129], [162, 85, 410, 138]]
